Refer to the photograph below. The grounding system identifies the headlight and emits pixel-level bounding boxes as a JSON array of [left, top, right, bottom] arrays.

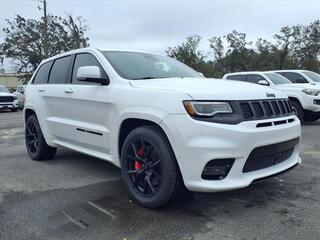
[[183, 101, 233, 117], [302, 89, 320, 96]]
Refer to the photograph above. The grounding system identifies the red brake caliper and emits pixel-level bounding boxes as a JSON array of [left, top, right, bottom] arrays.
[[134, 147, 144, 170]]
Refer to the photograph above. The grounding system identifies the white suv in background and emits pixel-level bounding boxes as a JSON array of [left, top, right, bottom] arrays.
[[223, 71, 320, 122], [271, 70, 320, 85], [24, 49, 301, 208]]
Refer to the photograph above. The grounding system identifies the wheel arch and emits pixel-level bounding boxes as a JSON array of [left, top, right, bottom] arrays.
[[288, 96, 303, 108], [117, 117, 186, 192], [23, 107, 56, 147], [118, 118, 167, 159], [24, 108, 37, 122]]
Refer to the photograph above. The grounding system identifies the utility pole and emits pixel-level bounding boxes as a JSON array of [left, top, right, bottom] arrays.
[[43, 0, 48, 58]]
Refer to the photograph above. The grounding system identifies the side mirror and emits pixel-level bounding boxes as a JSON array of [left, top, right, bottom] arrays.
[[258, 80, 270, 86], [77, 66, 109, 85], [198, 72, 205, 77]]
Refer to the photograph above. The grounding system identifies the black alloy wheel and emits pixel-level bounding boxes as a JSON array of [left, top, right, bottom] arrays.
[[290, 100, 304, 122], [26, 120, 40, 154], [120, 125, 185, 208], [25, 114, 57, 160], [125, 138, 162, 196]]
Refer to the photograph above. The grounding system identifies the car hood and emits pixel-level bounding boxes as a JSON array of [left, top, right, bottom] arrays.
[[130, 78, 286, 100], [274, 83, 320, 90], [0, 92, 14, 97]]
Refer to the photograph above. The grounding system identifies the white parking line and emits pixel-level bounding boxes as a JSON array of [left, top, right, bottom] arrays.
[[62, 211, 87, 229], [88, 201, 117, 220]]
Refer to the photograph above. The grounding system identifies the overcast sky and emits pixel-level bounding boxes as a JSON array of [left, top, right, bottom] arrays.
[[1, 0, 320, 72]]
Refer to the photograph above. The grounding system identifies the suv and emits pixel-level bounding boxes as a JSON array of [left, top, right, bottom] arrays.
[[24, 49, 301, 208], [223, 71, 320, 122], [0, 85, 19, 112], [271, 70, 320, 85]]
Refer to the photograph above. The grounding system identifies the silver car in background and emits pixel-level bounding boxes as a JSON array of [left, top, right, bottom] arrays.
[[13, 85, 26, 109]]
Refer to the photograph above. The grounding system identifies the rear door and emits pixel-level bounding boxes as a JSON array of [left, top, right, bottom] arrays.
[[41, 55, 74, 142], [225, 74, 246, 82], [26, 61, 53, 137]]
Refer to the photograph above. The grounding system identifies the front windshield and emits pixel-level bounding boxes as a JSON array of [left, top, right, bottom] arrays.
[[265, 73, 292, 85], [0, 86, 10, 93], [302, 71, 320, 82], [101, 51, 202, 80]]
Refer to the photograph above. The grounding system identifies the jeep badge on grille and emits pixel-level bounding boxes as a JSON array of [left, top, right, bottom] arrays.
[[266, 93, 276, 98]]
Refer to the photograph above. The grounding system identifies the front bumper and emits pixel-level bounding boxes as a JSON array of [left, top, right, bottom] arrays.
[[0, 101, 19, 110], [301, 96, 320, 112], [161, 114, 301, 192]]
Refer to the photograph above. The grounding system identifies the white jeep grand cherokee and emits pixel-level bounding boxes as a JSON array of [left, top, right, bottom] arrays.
[[24, 49, 301, 208]]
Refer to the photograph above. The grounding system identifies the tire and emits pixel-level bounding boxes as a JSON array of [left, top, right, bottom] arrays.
[[290, 100, 304, 122], [304, 116, 320, 122], [25, 114, 57, 161], [120, 125, 185, 208]]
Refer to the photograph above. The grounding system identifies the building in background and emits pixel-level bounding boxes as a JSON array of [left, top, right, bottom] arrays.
[[0, 72, 21, 91]]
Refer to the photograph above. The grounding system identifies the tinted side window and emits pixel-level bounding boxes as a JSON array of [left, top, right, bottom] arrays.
[[226, 75, 246, 81], [33, 61, 53, 84], [246, 74, 266, 84], [72, 53, 107, 84], [48, 56, 72, 84], [277, 72, 308, 83]]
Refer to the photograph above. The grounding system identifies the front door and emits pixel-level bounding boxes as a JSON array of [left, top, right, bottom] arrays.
[[55, 53, 114, 159]]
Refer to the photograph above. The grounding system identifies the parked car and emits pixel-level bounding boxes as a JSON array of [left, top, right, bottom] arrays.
[[24, 49, 301, 208], [13, 85, 26, 109], [223, 71, 320, 122], [0, 85, 19, 112], [269, 70, 320, 85]]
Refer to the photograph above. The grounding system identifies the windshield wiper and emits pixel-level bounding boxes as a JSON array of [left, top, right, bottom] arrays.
[[131, 77, 165, 80], [130, 76, 186, 80]]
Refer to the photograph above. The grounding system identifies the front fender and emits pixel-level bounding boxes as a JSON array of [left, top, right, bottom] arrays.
[[110, 106, 169, 164]]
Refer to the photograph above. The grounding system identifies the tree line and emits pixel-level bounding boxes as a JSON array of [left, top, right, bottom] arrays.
[[0, 14, 89, 83], [166, 20, 320, 78]]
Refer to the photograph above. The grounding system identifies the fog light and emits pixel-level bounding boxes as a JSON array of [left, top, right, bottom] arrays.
[[201, 158, 235, 180], [314, 100, 320, 105]]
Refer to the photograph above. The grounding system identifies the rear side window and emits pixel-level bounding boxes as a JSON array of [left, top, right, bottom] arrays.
[[246, 74, 266, 84], [226, 75, 246, 81], [33, 61, 53, 84], [277, 72, 308, 84], [48, 56, 72, 84], [72, 53, 107, 84]]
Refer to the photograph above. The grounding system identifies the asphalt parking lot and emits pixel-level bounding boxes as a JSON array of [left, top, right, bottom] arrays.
[[0, 111, 319, 240]]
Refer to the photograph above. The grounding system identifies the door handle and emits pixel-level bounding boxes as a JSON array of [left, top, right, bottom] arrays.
[[64, 89, 74, 94], [38, 89, 45, 93]]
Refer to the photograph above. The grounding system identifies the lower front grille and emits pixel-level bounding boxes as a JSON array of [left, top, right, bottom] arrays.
[[0, 96, 14, 103], [243, 138, 299, 173]]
